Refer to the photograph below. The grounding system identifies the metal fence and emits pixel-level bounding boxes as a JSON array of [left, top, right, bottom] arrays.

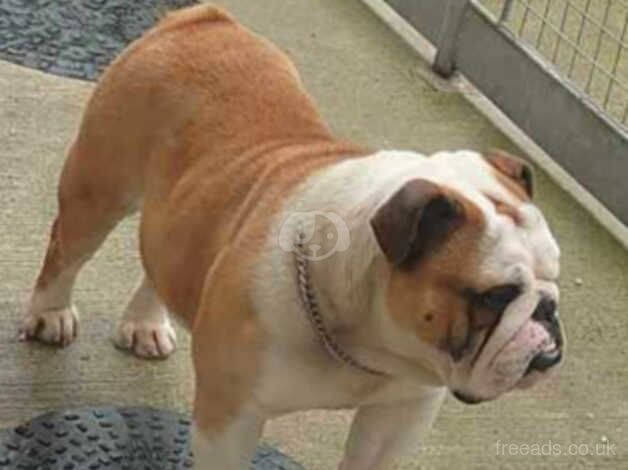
[[377, 0, 628, 225], [484, 0, 628, 129]]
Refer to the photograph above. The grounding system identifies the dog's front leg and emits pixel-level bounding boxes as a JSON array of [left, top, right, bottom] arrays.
[[192, 410, 265, 470], [339, 388, 447, 470]]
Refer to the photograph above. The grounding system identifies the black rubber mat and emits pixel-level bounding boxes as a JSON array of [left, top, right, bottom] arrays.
[[0, 407, 305, 469], [0, 0, 198, 81]]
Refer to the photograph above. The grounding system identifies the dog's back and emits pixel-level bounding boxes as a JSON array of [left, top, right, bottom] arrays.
[[56, 4, 364, 326]]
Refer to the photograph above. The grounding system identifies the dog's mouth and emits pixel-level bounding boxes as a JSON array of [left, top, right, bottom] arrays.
[[525, 340, 562, 375], [452, 317, 563, 405], [452, 390, 485, 405], [483, 289, 564, 374], [492, 318, 563, 376]]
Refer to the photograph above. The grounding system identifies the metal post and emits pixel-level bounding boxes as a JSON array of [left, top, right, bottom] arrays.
[[432, 0, 470, 77], [499, 0, 516, 24]]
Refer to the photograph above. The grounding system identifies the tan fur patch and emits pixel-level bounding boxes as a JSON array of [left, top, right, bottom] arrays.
[[62, 5, 368, 434], [386, 191, 486, 355], [484, 150, 533, 201], [159, 4, 234, 31], [493, 171, 529, 202], [486, 195, 523, 225], [191, 249, 263, 433]]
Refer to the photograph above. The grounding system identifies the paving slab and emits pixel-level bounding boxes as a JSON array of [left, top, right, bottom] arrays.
[[1, 1, 627, 469]]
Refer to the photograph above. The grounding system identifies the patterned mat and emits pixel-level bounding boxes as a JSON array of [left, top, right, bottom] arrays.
[[0, 0, 199, 81], [0, 407, 305, 469]]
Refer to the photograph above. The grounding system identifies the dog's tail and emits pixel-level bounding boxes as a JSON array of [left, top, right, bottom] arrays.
[[157, 3, 234, 32]]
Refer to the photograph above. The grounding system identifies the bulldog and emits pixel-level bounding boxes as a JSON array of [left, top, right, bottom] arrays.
[[20, 5, 564, 469]]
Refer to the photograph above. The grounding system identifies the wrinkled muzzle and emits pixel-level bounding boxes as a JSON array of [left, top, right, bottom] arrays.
[[458, 283, 564, 403]]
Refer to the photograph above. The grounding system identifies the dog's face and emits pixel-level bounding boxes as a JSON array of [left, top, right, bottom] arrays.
[[371, 150, 562, 404]]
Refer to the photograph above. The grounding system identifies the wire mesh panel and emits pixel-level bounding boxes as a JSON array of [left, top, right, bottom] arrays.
[[378, 0, 628, 224], [480, 0, 628, 129]]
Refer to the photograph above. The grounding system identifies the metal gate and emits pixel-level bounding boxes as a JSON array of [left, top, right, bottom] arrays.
[[488, 0, 627, 128], [375, 0, 628, 225]]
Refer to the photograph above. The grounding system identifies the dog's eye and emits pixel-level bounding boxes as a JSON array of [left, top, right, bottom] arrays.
[[477, 284, 521, 313]]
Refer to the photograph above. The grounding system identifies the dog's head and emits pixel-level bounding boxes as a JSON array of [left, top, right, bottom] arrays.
[[371, 150, 562, 404]]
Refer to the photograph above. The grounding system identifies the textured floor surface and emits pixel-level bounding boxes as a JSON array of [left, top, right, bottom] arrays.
[[0, 0, 196, 81], [0, 407, 304, 470], [1, 0, 627, 469]]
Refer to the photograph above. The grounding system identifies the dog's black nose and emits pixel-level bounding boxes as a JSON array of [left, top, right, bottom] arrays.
[[532, 296, 557, 323], [532, 295, 562, 347]]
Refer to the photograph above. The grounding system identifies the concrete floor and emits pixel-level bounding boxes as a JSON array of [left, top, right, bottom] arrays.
[[1, 0, 627, 468]]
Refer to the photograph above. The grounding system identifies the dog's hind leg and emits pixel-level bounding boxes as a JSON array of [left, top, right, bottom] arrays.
[[20, 143, 141, 346]]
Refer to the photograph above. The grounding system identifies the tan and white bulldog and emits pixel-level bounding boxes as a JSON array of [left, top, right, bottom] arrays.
[[20, 5, 564, 469]]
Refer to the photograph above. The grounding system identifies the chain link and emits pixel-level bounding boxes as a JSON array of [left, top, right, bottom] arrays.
[[294, 227, 386, 377]]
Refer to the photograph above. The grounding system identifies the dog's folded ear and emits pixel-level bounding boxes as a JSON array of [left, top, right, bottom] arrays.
[[484, 149, 534, 198], [370, 179, 466, 270]]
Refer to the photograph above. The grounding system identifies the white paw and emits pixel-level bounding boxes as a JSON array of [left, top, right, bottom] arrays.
[[19, 305, 79, 347], [114, 319, 177, 359]]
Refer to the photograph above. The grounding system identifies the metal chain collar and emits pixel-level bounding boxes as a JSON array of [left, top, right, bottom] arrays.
[[294, 228, 385, 376]]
